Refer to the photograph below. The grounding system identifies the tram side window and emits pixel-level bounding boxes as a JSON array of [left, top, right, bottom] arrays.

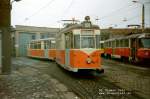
[[48, 40, 55, 49], [100, 43, 104, 49], [105, 42, 107, 47], [37, 42, 41, 49], [36, 42, 38, 49], [104, 42, 106, 48], [51, 41, 55, 49], [96, 35, 100, 48], [120, 40, 124, 47], [112, 40, 115, 48], [116, 40, 119, 47], [74, 35, 80, 49], [48, 40, 51, 49], [107, 42, 109, 47], [106, 42, 109, 47], [65, 34, 73, 49], [106, 42, 108, 47], [139, 39, 150, 48], [105, 42, 108, 48], [124, 39, 129, 47], [44, 41, 48, 49], [34, 42, 37, 49], [30, 43, 33, 49], [44, 41, 46, 49], [109, 41, 112, 48], [32, 43, 34, 49], [47, 41, 49, 49]]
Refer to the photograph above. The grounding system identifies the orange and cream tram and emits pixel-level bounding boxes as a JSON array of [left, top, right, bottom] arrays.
[[27, 38, 56, 60], [104, 33, 150, 63], [55, 16, 104, 72]]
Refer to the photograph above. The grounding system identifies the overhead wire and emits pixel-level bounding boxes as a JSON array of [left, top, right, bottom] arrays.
[[62, 0, 74, 16], [24, 0, 56, 21], [58, 0, 75, 27], [116, 14, 141, 26], [60, 0, 74, 21], [99, 1, 150, 28], [19, 0, 149, 27], [99, 4, 141, 28], [100, 4, 139, 20]]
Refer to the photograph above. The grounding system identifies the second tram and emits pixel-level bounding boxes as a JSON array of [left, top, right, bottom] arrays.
[[27, 38, 56, 60], [104, 33, 150, 63]]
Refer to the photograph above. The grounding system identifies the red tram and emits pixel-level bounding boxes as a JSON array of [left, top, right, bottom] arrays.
[[104, 33, 150, 63], [56, 16, 104, 72], [27, 38, 56, 60]]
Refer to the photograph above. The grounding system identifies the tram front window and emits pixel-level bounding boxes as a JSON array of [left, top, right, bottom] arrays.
[[139, 38, 150, 48], [74, 35, 80, 49], [81, 36, 95, 48]]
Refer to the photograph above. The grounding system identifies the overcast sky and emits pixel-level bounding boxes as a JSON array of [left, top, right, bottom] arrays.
[[11, 0, 150, 28]]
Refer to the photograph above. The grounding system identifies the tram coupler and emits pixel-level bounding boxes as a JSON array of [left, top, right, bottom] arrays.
[[96, 68, 104, 74]]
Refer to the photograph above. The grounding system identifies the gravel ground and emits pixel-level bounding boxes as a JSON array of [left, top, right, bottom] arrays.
[[0, 57, 149, 99], [0, 57, 79, 99]]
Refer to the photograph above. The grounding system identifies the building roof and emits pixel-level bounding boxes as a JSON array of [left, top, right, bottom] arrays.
[[15, 25, 59, 33]]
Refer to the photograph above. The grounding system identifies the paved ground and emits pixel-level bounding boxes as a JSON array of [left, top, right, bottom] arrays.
[[0, 57, 150, 99], [102, 59, 150, 99], [0, 58, 79, 99]]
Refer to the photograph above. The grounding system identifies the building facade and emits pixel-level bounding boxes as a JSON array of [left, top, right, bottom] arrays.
[[14, 25, 59, 57]]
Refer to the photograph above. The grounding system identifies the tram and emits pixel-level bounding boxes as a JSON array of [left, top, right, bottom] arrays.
[[55, 16, 104, 72], [104, 33, 150, 63], [27, 38, 56, 60], [100, 41, 105, 56]]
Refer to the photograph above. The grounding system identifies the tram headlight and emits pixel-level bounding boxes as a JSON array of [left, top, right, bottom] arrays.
[[86, 57, 92, 64]]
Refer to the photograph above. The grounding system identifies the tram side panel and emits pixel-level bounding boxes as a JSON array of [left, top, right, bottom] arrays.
[[137, 48, 150, 61], [114, 48, 130, 58], [56, 49, 65, 65], [28, 49, 45, 58], [48, 49, 56, 60]]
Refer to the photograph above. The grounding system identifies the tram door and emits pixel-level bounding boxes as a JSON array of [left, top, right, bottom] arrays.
[[65, 35, 70, 66], [131, 38, 137, 60], [44, 41, 49, 58], [65, 33, 73, 66]]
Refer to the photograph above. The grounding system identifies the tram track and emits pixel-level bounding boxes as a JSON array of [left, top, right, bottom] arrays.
[[12, 57, 148, 99], [37, 62, 143, 99]]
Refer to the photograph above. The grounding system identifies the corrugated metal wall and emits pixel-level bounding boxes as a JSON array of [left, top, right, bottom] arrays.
[[18, 32, 36, 56]]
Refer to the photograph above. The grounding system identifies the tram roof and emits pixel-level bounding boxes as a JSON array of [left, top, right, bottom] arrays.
[[127, 33, 150, 38], [59, 23, 100, 34], [105, 33, 150, 42], [30, 38, 55, 42]]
